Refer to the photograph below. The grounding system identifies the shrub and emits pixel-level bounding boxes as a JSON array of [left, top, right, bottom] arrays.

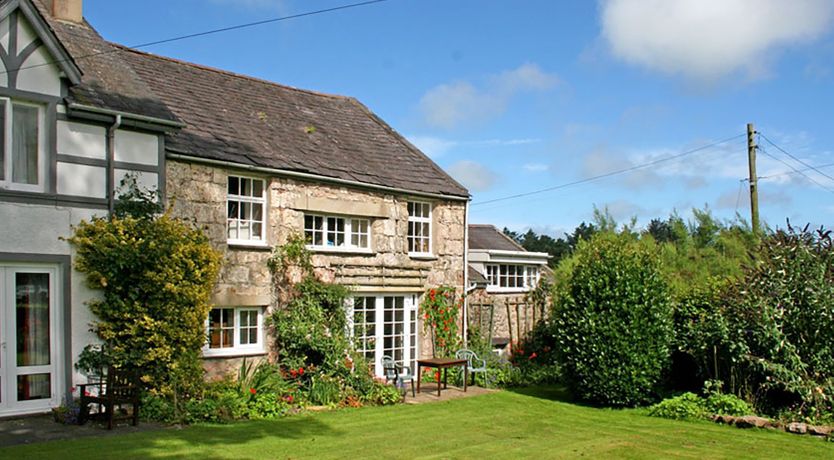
[[68, 194, 220, 395], [552, 233, 673, 406], [724, 225, 834, 415], [648, 393, 707, 420], [421, 286, 462, 357], [362, 381, 402, 406]]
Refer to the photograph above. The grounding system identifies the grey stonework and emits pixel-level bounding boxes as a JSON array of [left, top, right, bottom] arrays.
[[166, 160, 466, 378]]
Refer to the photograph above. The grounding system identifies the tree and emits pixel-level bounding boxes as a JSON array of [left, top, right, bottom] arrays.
[[552, 233, 673, 406]]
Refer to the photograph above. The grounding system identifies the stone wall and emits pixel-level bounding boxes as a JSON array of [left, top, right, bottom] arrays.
[[467, 289, 543, 352], [166, 160, 466, 378]]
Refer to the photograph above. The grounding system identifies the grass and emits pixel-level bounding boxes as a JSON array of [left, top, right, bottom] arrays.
[[2, 386, 830, 459]]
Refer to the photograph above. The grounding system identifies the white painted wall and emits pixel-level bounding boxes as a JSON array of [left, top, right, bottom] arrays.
[[17, 46, 61, 97], [56, 121, 106, 159], [0, 15, 9, 51], [0, 202, 104, 388], [16, 13, 36, 50], [56, 162, 106, 198], [115, 130, 159, 166]]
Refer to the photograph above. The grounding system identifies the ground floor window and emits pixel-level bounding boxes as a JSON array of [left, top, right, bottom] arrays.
[[204, 306, 265, 357], [349, 294, 418, 376]]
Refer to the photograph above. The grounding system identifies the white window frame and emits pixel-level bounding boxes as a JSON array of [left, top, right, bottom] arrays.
[[347, 294, 418, 377], [203, 306, 266, 357], [304, 214, 372, 252], [0, 98, 46, 193], [485, 264, 541, 293], [226, 175, 267, 246], [407, 201, 432, 257]]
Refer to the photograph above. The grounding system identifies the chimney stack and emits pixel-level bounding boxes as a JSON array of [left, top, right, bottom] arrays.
[[47, 0, 83, 23]]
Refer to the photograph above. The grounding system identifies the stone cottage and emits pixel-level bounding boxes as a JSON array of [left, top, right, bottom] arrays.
[[0, 0, 469, 417], [467, 224, 549, 353]]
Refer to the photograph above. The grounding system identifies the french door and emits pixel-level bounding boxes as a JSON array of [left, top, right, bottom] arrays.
[[350, 294, 418, 377], [0, 265, 60, 416]]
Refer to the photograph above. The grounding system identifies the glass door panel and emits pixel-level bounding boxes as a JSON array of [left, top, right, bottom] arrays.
[[15, 271, 51, 401]]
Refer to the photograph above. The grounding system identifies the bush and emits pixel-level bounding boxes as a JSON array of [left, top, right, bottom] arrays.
[[705, 393, 751, 417], [362, 381, 402, 406], [648, 393, 706, 420], [552, 233, 673, 406], [724, 225, 834, 415], [68, 205, 220, 396]]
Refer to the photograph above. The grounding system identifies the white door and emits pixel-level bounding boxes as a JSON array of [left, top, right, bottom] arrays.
[[0, 265, 60, 416], [350, 294, 418, 377]]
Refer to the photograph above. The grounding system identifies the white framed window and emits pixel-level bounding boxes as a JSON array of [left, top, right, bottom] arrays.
[[407, 201, 432, 256], [486, 264, 540, 292], [204, 306, 265, 357], [0, 98, 45, 192], [227, 176, 267, 245], [348, 294, 418, 377], [304, 214, 371, 251]]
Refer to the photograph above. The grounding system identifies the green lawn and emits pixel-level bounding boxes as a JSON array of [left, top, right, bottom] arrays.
[[3, 387, 830, 459]]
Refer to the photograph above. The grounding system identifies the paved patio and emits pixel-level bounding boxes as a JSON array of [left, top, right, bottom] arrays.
[[403, 383, 496, 404]]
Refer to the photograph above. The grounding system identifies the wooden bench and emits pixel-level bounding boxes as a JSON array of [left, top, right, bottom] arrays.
[[78, 366, 141, 429]]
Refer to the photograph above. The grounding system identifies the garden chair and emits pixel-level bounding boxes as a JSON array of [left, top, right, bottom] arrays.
[[381, 355, 416, 397], [78, 365, 141, 430], [455, 349, 490, 387]]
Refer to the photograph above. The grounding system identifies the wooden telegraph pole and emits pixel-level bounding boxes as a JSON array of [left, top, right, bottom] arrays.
[[747, 123, 759, 234]]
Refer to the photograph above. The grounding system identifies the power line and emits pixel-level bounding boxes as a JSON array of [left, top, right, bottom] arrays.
[[471, 134, 746, 206], [757, 144, 834, 194], [1, 0, 391, 76], [758, 161, 834, 180], [759, 132, 834, 184]]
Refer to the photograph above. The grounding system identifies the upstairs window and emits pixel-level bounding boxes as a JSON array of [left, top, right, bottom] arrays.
[[227, 176, 266, 245], [486, 264, 540, 291], [407, 201, 432, 255], [0, 99, 44, 192], [304, 214, 371, 251]]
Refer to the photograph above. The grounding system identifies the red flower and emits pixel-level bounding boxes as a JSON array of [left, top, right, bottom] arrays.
[[434, 371, 440, 380], [529, 352, 537, 360], [250, 387, 257, 395], [290, 369, 298, 378], [298, 367, 304, 375], [285, 394, 294, 403]]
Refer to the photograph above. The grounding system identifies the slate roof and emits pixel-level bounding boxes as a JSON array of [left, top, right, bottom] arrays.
[[468, 265, 488, 285], [25, 0, 469, 198], [468, 224, 526, 251], [29, 0, 178, 122]]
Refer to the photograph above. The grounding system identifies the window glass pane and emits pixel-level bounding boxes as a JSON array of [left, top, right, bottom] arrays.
[[241, 178, 251, 197], [252, 203, 263, 221], [252, 223, 262, 240], [18, 374, 51, 401], [12, 104, 38, 185], [227, 220, 238, 240], [228, 176, 238, 195], [16, 272, 50, 367], [228, 201, 239, 219], [253, 179, 263, 197]]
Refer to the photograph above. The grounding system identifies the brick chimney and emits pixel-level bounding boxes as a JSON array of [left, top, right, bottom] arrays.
[[46, 0, 83, 23]]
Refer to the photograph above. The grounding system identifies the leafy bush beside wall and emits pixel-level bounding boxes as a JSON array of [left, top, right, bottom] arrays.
[[68, 186, 221, 396], [552, 232, 673, 406]]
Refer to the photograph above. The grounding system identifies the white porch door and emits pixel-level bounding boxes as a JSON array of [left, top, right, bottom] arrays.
[[0, 265, 61, 416], [350, 294, 419, 377]]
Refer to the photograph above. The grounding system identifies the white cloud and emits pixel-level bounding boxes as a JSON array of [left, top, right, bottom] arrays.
[[523, 163, 550, 172], [600, 0, 834, 81], [419, 63, 560, 129], [407, 136, 459, 159], [447, 160, 498, 192], [406, 135, 541, 159]]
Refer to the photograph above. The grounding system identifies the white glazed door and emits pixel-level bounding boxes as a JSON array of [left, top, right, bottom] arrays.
[[0, 265, 59, 416], [350, 294, 418, 377]]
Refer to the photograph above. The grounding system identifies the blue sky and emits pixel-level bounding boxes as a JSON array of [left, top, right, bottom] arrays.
[[85, 0, 834, 237]]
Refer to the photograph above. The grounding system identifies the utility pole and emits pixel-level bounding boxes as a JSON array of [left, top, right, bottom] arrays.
[[747, 123, 759, 234]]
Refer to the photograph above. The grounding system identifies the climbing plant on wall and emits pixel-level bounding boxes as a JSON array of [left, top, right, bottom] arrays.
[[421, 286, 461, 357]]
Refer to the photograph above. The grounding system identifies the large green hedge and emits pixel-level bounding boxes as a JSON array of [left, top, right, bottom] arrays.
[[69, 212, 220, 395], [553, 233, 672, 406]]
